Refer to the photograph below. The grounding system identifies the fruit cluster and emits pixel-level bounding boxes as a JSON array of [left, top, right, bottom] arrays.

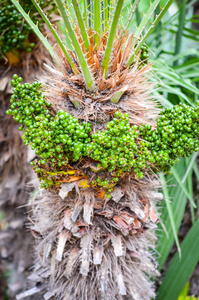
[[86, 112, 147, 178], [7, 75, 92, 168], [0, 0, 55, 58], [140, 104, 199, 170], [87, 107, 199, 177], [7, 75, 199, 190], [139, 44, 149, 63]]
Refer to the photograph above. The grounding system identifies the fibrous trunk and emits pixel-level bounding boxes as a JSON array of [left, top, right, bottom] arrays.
[[16, 47, 162, 299], [28, 175, 161, 300]]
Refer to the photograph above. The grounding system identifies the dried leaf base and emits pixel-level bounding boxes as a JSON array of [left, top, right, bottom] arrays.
[[24, 175, 162, 300]]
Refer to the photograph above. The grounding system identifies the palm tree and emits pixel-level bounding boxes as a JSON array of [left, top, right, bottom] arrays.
[[8, 0, 199, 299]]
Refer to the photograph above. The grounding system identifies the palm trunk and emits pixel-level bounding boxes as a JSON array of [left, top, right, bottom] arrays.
[[15, 56, 162, 300], [27, 174, 161, 300]]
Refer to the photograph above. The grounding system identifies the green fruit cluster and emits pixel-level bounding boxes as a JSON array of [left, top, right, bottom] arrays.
[[140, 44, 149, 62], [86, 112, 147, 178], [93, 176, 119, 192], [0, 0, 55, 57], [6, 75, 199, 190], [7, 75, 92, 168], [140, 104, 199, 169]]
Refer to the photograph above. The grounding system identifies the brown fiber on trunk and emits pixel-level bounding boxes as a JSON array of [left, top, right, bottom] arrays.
[[17, 41, 163, 299]]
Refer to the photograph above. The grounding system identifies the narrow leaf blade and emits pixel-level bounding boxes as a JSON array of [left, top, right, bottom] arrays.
[[156, 217, 199, 300]]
